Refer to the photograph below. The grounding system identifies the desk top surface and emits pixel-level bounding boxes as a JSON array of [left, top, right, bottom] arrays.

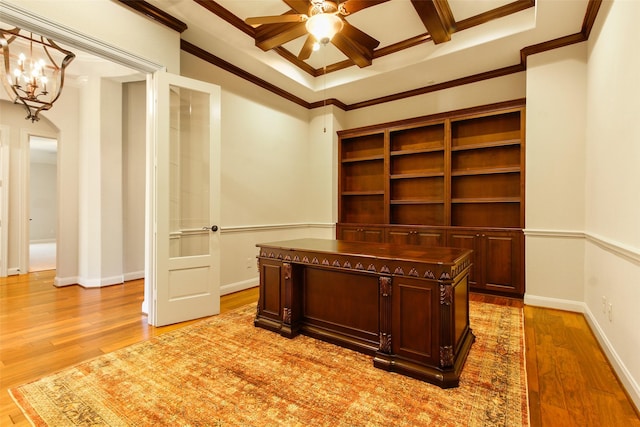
[[257, 238, 472, 266]]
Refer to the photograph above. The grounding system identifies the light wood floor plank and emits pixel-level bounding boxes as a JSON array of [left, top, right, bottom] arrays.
[[0, 271, 638, 426]]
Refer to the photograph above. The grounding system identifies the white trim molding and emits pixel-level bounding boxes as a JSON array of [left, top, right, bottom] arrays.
[[585, 232, 640, 265], [524, 294, 587, 313], [523, 228, 585, 239], [221, 278, 259, 296], [222, 222, 336, 234], [524, 228, 640, 265]]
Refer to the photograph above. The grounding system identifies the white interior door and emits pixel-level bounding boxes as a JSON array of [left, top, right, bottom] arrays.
[[150, 71, 221, 326]]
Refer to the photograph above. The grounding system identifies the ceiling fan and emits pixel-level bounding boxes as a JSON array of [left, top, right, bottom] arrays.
[[245, 0, 387, 68]]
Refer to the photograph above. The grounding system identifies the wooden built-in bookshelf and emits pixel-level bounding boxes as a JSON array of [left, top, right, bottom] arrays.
[[337, 99, 526, 297]]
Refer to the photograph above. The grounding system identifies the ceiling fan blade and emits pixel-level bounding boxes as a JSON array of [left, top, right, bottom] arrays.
[[246, 14, 306, 26], [283, 0, 312, 14], [331, 31, 373, 68], [255, 22, 309, 51], [298, 35, 315, 60], [340, 21, 380, 51], [340, 0, 390, 14]]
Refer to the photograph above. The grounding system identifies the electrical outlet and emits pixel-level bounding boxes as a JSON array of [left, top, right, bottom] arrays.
[[602, 296, 607, 313], [608, 303, 613, 322], [246, 257, 253, 269]]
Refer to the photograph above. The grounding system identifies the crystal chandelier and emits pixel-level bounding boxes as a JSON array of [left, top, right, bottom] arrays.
[[0, 27, 75, 122]]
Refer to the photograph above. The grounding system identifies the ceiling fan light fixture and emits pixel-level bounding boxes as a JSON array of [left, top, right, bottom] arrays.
[[305, 13, 343, 45]]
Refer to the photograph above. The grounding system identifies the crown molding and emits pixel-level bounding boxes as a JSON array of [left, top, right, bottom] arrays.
[[116, 0, 188, 33], [119, 0, 602, 111]]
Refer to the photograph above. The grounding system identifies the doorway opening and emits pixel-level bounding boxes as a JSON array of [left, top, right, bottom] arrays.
[[28, 136, 58, 272]]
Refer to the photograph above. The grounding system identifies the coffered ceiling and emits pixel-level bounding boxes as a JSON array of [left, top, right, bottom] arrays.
[[123, 0, 598, 107]]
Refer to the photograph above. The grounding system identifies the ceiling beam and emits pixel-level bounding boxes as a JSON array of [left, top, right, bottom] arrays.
[[410, 0, 455, 44], [116, 0, 187, 33]]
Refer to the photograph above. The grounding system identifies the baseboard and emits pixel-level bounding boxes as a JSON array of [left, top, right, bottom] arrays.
[[7, 267, 20, 276], [54, 275, 258, 292], [29, 239, 56, 244], [221, 277, 258, 296], [583, 305, 640, 412], [123, 270, 144, 281], [523, 294, 587, 313], [54, 276, 79, 287], [76, 275, 125, 288]]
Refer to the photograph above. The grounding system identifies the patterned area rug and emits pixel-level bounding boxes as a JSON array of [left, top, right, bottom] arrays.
[[10, 301, 528, 426]]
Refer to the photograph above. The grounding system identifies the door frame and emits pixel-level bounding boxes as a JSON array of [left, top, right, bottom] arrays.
[[19, 130, 59, 274]]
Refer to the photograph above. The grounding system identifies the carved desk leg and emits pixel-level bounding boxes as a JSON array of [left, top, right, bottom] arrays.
[[280, 262, 293, 337], [373, 276, 393, 369], [280, 262, 302, 338], [439, 283, 454, 369]]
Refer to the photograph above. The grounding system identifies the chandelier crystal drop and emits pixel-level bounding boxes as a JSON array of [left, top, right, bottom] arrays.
[[0, 27, 75, 122]]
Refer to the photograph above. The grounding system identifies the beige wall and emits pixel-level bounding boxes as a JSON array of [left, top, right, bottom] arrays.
[[583, 0, 640, 408], [122, 82, 147, 281], [345, 73, 526, 129], [524, 43, 587, 308]]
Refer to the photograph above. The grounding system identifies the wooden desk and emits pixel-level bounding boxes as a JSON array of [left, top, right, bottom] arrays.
[[254, 238, 474, 388]]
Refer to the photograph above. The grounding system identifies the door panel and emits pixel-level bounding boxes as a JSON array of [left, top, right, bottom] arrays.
[[484, 232, 520, 292], [152, 72, 221, 326], [415, 230, 445, 247], [448, 231, 479, 287]]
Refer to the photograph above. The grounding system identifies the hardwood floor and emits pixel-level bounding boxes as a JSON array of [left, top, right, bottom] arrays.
[[1, 271, 638, 426]]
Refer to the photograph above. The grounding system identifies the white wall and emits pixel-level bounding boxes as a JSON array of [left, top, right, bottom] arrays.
[[524, 43, 587, 310], [583, 0, 640, 409]]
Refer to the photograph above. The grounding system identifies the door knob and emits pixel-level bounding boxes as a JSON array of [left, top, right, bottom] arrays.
[[202, 225, 219, 232]]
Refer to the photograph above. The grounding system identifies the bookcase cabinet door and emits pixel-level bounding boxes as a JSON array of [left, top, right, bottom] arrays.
[[481, 231, 523, 295], [386, 227, 446, 247], [337, 224, 385, 243], [447, 230, 480, 288], [447, 229, 523, 296]]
